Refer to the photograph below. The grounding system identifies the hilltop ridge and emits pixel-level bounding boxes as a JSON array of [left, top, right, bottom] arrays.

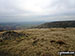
[[36, 20, 75, 28]]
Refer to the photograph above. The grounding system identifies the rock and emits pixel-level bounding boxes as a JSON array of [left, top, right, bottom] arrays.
[[32, 39, 39, 46], [56, 40, 66, 46], [0, 38, 3, 42], [0, 31, 29, 40], [50, 40, 56, 43]]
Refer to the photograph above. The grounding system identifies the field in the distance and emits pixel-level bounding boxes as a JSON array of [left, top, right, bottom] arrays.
[[0, 28, 75, 56]]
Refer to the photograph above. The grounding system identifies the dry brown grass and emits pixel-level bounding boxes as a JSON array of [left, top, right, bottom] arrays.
[[0, 28, 75, 56]]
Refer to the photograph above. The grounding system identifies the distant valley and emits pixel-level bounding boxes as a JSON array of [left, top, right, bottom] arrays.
[[0, 20, 75, 30], [0, 21, 45, 30]]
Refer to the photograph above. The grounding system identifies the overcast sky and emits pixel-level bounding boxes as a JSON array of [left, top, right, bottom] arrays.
[[0, 0, 75, 22]]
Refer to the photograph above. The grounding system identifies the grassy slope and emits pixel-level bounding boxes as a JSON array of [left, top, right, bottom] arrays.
[[0, 28, 75, 56]]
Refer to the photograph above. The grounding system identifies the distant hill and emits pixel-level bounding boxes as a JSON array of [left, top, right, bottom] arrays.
[[36, 21, 75, 28]]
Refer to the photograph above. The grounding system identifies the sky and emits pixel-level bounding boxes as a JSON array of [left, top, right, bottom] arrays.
[[0, 0, 75, 22]]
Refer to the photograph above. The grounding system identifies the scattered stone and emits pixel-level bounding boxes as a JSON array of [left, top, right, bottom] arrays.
[[0, 39, 3, 42], [50, 40, 56, 43], [0, 31, 29, 40], [56, 40, 66, 46], [32, 39, 39, 46], [50, 40, 66, 46]]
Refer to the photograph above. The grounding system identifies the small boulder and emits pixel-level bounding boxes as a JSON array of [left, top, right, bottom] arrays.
[[1, 31, 28, 40], [56, 40, 66, 46]]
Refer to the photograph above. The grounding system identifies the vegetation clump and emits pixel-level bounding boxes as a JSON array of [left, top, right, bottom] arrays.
[[0, 31, 29, 40]]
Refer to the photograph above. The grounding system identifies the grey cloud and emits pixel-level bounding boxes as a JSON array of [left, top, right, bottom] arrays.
[[0, 0, 75, 22]]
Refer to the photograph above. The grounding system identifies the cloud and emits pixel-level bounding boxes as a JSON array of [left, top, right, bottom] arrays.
[[0, 0, 75, 22]]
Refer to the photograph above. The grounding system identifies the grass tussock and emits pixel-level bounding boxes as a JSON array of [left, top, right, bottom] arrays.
[[0, 28, 75, 56]]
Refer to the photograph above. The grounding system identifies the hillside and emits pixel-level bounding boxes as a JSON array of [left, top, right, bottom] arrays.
[[0, 28, 75, 56], [36, 21, 75, 28]]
